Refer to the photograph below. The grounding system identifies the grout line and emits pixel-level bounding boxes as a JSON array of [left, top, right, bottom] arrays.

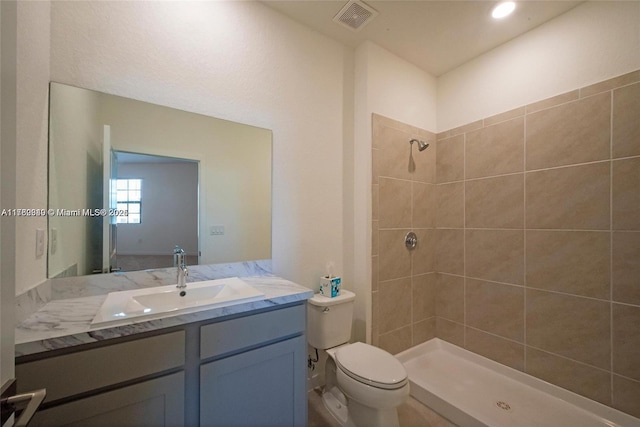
[[464, 325, 525, 346], [611, 154, 640, 162], [609, 88, 615, 405], [525, 286, 619, 304], [525, 343, 613, 375], [524, 158, 611, 174], [523, 111, 528, 373], [462, 131, 467, 349]]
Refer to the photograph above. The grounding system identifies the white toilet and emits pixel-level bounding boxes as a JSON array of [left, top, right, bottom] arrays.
[[307, 289, 409, 427]]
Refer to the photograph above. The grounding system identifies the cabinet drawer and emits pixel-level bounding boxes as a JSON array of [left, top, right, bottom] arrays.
[[16, 331, 185, 402], [200, 304, 305, 359], [29, 372, 184, 427]]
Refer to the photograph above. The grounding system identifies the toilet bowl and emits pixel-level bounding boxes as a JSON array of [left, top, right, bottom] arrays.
[[328, 342, 409, 427], [307, 291, 410, 427]]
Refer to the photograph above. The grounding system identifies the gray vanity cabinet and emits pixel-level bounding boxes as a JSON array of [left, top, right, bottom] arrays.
[[16, 331, 186, 427], [199, 305, 307, 426], [15, 302, 308, 427]]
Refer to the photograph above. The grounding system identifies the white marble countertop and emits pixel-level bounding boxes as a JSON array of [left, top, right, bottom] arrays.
[[16, 275, 313, 358]]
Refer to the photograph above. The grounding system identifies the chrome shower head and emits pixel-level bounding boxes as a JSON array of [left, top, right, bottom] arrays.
[[409, 138, 429, 151]]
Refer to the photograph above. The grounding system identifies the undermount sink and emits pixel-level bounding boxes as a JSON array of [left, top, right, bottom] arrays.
[[91, 277, 265, 326]]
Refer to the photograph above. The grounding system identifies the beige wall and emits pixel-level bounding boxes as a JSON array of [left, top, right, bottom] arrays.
[[372, 70, 640, 418], [99, 92, 272, 266]]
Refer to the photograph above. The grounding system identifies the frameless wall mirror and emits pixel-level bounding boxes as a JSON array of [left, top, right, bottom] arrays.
[[48, 82, 272, 278]]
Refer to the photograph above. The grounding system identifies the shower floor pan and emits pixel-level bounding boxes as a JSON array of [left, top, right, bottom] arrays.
[[396, 339, 640, 427]]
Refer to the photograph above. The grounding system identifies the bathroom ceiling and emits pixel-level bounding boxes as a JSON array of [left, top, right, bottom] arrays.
[[263, 1, 583, 76]]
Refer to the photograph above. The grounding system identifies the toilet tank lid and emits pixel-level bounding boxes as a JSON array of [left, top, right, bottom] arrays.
[[308, 289, 355, 307]]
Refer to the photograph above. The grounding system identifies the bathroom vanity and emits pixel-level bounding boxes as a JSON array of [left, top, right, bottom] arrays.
[[15, 272, 313, 426]]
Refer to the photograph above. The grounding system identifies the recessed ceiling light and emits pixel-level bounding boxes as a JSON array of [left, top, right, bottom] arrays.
[[492, 2, 516, 19]]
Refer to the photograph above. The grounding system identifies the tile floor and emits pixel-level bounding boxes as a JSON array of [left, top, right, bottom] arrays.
[[308, 388, 458, 427]]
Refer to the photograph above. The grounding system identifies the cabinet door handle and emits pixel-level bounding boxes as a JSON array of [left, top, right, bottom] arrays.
[[1, 380, 46, 427]]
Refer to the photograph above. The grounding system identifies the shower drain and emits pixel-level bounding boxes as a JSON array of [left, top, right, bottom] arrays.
[[495, 401, 512, 412]]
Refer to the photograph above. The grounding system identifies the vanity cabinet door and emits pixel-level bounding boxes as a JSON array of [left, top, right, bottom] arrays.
[[200, 335, 307, 427], [28, 372, 184, 427]]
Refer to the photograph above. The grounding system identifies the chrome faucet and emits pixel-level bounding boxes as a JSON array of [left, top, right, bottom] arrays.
[[174, 246, 188, 296]]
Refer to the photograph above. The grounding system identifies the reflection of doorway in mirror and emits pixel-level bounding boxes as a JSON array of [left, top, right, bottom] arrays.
[[115, 151, 199, 272]]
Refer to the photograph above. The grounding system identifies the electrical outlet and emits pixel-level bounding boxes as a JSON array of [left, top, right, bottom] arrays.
[[36, 229, 45, 257]]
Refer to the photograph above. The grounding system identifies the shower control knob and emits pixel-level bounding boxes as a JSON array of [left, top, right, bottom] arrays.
[[405, 232, 418, 250]]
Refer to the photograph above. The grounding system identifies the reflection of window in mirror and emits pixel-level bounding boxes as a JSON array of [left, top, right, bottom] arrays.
[[116, 179, 142, 224]]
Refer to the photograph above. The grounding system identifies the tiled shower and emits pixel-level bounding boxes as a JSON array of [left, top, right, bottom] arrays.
[[371, 70, 640, 418]]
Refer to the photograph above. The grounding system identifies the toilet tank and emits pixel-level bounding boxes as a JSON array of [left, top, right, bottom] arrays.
[[307, 289, 356, 349]]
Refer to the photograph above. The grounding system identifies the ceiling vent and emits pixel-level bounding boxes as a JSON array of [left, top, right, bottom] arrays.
[[333, 1, 378, 32]]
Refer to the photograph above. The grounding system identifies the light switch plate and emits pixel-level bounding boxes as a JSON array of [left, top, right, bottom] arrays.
[[51, 228, 58, 254], [36, 228, 45, 257], [209, 225, 225, 236]]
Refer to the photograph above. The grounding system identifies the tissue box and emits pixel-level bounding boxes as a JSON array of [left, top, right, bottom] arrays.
[[320, 276, 341, 298]]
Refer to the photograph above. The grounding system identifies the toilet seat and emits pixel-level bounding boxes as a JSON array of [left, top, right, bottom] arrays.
[[335, 342, 408, 390]]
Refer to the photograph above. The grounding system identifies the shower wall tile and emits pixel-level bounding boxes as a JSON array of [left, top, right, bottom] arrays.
[[437, 119, 483, 140], [526, 289, 610, 369], [371, 114, 437, 357], [379, 277, 412, 334], [612, 82, 640, 158], [465, 229, 524, 285], [413, 273, 436, 322], [411, 133, 437, 184], [465, 278, 524, 342], [378, 229, 411, 281], [435, 318, 464, 347], [526, 230, 610, 299], [435, 274, 464, 323], [372, 148, 379, 184], [378, 325, 412, 355], [612, 157, 640, 230], [526, 347, 611, 405], [435, 229, 464, 275], [436, 134, 464, 183], [465, 328, 524, 371], [465, 174, 524, 229], [580, 69, 640, 98], [435, 182, 464, 228], [526, 92, 610, 170], [526, 162, 610, 230], [372, 184, 379, 221], [412, 229, 435, 275], [413, 182, 435, 229], [612, 232, 640, 305], [371, 220, 378, 256], [371, 291, 378, 331], [372, 113, 412, 143], [377, 126, 413, 180], [483, 106, 525, 127], [379, 177, 412, 228], [412, 317, 436, 346], [612, 375, 640, 419], [525, 90, 579, 114], [430, 70, 640, 418], [465, 117, 524, 179], [612, 303, 640, 381], [371, 255, 379, 292]]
